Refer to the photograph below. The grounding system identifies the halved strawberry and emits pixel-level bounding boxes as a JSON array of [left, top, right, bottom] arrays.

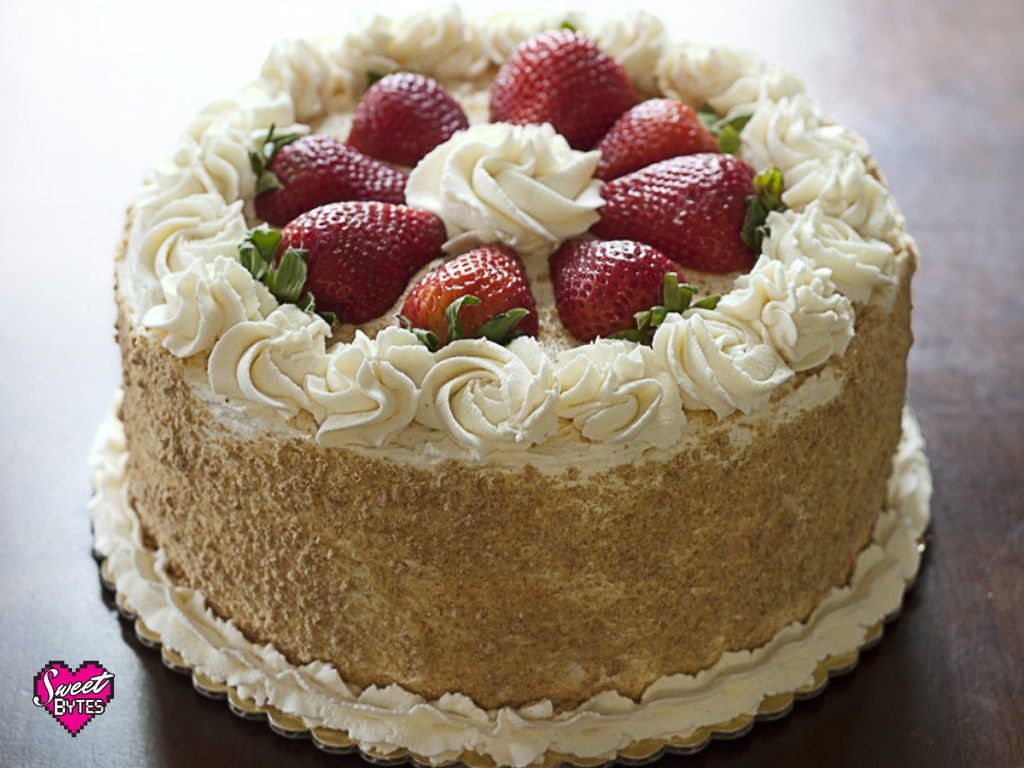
[[253, 132, 407, 228], [280, 201, 445, 324], [593, 99, 719, 181], [399, 244, 537, 349], [549, 239, 685, 342], [490, 29, 636, 150], [592, 153, 757, 273], [348, 73, 470, 167]]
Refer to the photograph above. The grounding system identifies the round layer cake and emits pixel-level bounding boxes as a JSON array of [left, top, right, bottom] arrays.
[[100, 6, 926, 766]]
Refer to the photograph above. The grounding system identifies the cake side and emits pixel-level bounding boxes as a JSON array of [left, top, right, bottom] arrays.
[[116, 239, 913, 711]]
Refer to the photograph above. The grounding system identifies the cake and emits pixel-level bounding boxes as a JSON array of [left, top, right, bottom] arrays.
[[90, 7, 931, 766]]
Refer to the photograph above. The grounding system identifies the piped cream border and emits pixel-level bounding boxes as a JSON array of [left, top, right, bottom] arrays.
[[88, 392, 930, 767]]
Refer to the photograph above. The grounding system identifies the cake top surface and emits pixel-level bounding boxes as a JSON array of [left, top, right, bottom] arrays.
[[118, 5, 907, 465]]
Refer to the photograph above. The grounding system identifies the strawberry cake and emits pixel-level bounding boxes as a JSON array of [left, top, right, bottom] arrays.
[[91, 7, 931, 767]]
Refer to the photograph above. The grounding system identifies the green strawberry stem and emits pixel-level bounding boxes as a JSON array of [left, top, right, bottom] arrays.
[[698, 104, 752, 155], [477, 308, 529, 345], [612, 273, 720, 345], [399, 295, 530, 352], [238, 228, 336, 326], [249, 124, 300, 196], [444, 295, 479, 345], [741, 165, 787, 253]]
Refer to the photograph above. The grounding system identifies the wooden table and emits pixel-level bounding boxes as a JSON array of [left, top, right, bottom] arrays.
[[2, 0, 1021, 766]]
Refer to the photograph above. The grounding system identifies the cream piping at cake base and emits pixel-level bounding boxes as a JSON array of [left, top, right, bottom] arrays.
[[88, 393, 930, 768]]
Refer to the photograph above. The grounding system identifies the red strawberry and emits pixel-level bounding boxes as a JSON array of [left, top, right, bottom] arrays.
[[254, 133, 407, 228], [280, 201, 445, 324], [593, 99, 719, 181], [592, 153, 757, 273], [549, 239, 683, 342], [347, 73, 470, 167], [399, 244, 537, 348], [490, 29, 636, 150]]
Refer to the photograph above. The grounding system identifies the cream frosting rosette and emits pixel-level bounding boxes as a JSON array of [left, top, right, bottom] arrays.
[[782, 152, 898, 242], [405, 122, 604, 256], [655, 42, 762, 111], [555, 341, 683, 448], [143, 255, 277, 358], [416, 337, 559, 457], [741, 93, 870, 176], [378, 5, 490, 82], [308, 328, 434, 448], [652, 309, 793, 419], [259, 38, 356, 121], [477, 10, 587, 66], [764, 203, 896, 304], [208, 305, 331, 419], [134, 194, 249, 287], [718, 255, 855, 372], [183, 90, 297, 146]]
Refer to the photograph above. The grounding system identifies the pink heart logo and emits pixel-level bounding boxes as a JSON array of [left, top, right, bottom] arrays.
[[33, 661, 115, 736]]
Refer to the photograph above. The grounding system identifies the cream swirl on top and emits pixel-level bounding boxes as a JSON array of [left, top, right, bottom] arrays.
[[555, 341, 683, 448], [405, 122, 604, 256], [718, 255, 855, 372], [652, 309, 793, 419], [134, 194, 248, 288], [764, 203, 896, 304], [308, 327, 434, 447], [416, 337, 559, 458], [585, 10, 668, 95], [208, 305, 331, 419], [143, 255, 277, 358], [783, 153, 898, 243]]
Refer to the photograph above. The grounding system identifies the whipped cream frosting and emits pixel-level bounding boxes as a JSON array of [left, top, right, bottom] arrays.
[[90, 396, 931, 768], [652, 308, 794, 419], [719, 254, 855, 372], [763, 203, 897, 304], [119, 7, 912, 463], [208, 305, 331, 419], [416, 336, 559, 458], [555, 341, 683, 449], [143, 255, 278, 357], [308, 327, 434, 448], [406, 122, 604, 256]]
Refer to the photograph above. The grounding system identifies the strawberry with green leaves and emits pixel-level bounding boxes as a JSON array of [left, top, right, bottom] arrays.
[[279, 201, 446, 325], [252, 128, 408, 228], [550, 239, 697, 342], [592, 153, 761, 273], [592, 98, 719, 181], [348, 73, 470, 167], [490, 28, 637, 150], [399, 244, 537, 350]]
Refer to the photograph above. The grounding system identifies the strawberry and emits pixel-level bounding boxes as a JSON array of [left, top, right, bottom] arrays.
[[280, 201, 445, 324], [549, 239, 685, 342], [489, 29, 636, 150], [593, 98, 719, 181], [399, 244, 537, 349], [253, 132, 408, 228], [592, 153, 757, 273], [347, 73, 470, 167]]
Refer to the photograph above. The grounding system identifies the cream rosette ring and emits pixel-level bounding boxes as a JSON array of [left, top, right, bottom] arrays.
[[118, 4, 905, 455]]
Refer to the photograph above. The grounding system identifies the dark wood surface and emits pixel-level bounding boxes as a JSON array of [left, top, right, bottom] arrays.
[[2, 0, 1022, 766]]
